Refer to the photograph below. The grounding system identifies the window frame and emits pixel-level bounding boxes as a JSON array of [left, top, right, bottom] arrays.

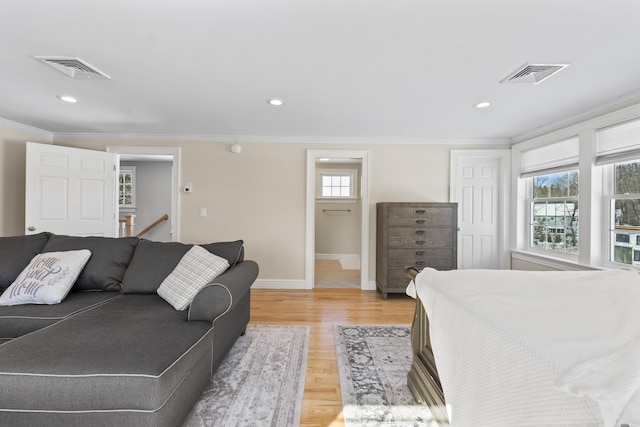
[[527, 170, 580, 258], [603, 160, 640, 268], [315, 168, 358, 203], [513, 104, 640, 271], [118, 166, 136, 209]]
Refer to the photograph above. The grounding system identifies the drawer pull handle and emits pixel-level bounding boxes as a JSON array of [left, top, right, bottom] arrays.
[[415, 251, 425, 255], [416, 209, 426, 214], [416, 220, 426, 224], [415, 261, 426, 266], [415, 230, 426, 235], [416, 240, 426, 245]]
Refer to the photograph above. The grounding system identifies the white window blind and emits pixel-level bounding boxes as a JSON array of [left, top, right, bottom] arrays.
[[596, 118, 640, 165], [520, 136, 579, 177]]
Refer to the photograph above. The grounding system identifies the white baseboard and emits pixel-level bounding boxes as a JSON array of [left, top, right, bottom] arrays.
[[252, 279, 306, 289], [252, 279, 378, 291], [364, 280, 377, 291], [315, 253, 360, 261]]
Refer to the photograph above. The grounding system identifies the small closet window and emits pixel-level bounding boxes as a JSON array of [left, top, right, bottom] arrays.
[[316, 168, 357, 202]]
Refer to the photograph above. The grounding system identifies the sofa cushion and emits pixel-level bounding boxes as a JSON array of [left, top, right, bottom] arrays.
[[42, 235, 139, 291], [0, 250, 92, 306], [121, 239, 243, 294], [201, 240, 244, 266], [157, 245, 229, 311], [0, 232, 51, 290], [0, 294, 213, 412], [0, 292, 121, 339]]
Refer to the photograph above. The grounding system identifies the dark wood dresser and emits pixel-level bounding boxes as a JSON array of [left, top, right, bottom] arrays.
[[375, 202, 458, 299]]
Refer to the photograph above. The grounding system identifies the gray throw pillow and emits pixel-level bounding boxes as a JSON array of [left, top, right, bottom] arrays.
[[42, 235, 139, 291], [0, 232, 51, 290], [121, 239, 244, 294]]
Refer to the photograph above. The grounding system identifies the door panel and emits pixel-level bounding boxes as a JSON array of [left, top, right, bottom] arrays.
[[453, 154, 502, 269], [26, 142, 117, 237]]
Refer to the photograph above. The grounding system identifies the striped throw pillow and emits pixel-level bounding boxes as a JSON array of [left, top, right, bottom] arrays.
[[157, 245, 229, 311]]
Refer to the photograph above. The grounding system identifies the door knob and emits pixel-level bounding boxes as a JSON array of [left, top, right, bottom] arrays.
[[28, 226, 36, 231]]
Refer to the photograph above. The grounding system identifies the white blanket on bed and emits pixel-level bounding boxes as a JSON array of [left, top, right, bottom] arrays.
[[413, 268, 640, 427]]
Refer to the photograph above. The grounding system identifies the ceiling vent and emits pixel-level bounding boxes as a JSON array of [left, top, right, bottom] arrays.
[[500, 62, 569, 85], [33, 56, 111, 79]]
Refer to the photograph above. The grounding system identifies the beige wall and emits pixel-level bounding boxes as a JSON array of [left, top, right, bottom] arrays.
[[1, 130, 507, 282], [0, 124, 52, 235]]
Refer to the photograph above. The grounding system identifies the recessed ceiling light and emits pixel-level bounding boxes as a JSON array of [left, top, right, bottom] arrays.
[[318, 158, 330, 161], [474, 101, 491, 109], [267, 98, 284, 106], [57, 95, 78, 103]]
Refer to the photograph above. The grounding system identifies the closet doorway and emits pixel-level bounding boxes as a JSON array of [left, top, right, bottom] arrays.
[[305, 150, 370, 290]]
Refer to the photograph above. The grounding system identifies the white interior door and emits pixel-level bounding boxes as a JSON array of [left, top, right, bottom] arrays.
[[25, 142, 118, 237], [451, 149, 510, 269]]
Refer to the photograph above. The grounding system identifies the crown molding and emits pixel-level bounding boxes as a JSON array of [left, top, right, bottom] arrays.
[[512, 92, 640, 143], [52, 132, 509, 146], [0, 118, 52, 137]]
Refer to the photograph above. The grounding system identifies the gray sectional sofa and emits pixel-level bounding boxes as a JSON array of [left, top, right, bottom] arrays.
[[0, 232, 259, 427]]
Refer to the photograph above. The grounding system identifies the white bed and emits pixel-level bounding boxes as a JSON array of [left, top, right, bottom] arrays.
[[407, 267, 640, 427]]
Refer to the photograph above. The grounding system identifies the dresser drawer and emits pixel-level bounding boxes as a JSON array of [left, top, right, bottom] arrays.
[[388, 227, 454, 248], [387, 269, 413, 291], [388, 248, 456, 269], [388, 207, 456, 227]]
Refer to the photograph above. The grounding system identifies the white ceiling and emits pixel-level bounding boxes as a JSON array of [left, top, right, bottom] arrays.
[[2, 0, 640, 143]]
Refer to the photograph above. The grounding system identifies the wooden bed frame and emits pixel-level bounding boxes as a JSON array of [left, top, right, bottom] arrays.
[[404, 267, 450, 426]]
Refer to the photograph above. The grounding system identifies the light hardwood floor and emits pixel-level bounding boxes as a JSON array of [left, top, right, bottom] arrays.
[[314, 260, 360, 289], [249, 288, 416, 427]]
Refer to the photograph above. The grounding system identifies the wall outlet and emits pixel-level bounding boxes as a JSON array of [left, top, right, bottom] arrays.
[[184, 182, 193, 193], [200, 208, 207, 217]]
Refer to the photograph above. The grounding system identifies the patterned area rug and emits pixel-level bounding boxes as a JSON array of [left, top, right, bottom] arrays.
[[334, 325, 437, 427], [183, 325, 309, 427]]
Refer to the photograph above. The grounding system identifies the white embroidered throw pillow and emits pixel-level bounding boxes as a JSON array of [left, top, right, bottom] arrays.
[[0, 249, 92, 306], [157, 245, 230, 311]]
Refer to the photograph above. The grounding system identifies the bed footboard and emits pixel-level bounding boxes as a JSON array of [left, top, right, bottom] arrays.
[[405, 267, 450, 426]]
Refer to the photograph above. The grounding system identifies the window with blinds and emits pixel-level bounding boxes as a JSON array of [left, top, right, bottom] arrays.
[[596, 118, 640, 165], [597, 119, 640, 265], [523, 137, 580, 255], [520, 136, 579, 177]]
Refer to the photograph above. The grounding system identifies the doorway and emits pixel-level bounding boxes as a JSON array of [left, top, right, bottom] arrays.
[[314, 159, 362, 288], [107, 146, 181, 242], [305, 150, 370, 290]]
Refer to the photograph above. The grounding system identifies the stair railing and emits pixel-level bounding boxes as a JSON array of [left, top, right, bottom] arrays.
[[135, 214, 169, 238]]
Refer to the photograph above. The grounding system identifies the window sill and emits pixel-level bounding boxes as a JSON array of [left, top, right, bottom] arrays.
[[315, 198, 358, 204], [510, 250, 601, 271]]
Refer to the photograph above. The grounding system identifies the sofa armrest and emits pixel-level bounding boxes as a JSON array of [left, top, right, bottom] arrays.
[[188, 260, 259, 323]]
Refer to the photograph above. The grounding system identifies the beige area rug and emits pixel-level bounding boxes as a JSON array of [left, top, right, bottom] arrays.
[[334, 325, 437, 427], [183, 325, 309, 427]]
